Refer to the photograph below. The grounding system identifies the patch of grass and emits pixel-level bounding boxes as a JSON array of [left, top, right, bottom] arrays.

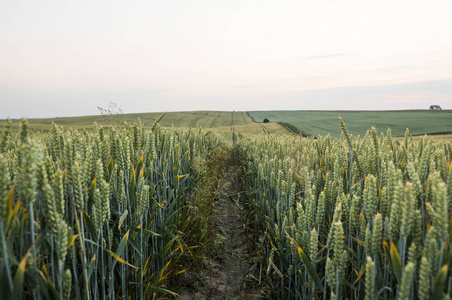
[[168, 145, 230, 294], [277, 122, 302, 135], [211, 123, 288, 139], [394, 133, 452, 142], [184, 145, 228, 258]]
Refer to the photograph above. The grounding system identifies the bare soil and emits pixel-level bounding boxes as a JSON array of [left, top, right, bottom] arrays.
[[178, 165, 262, 300]]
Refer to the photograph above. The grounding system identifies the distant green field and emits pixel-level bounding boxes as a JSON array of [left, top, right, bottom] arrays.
[[248, 110, 452, 138], [6, 111, 287, 139], [5, 110, 452, 141], [7, 111, 254, 130]]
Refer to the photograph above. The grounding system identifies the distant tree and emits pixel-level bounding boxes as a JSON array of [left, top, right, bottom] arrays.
[[98, 101, 124, 125], [263, 118, 270, 123], [429, 105, 442, 110]]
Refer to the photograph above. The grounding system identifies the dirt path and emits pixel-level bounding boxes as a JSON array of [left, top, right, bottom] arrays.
[[178, 164, 260, 300]]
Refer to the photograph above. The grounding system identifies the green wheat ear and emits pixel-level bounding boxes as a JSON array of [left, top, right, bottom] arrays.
[[0, 154, 9, 223], [338, 117, 352, 149], [365, 257, 375, 300], [56, 220, 69, 267], [371, 213, 382, 257], [447, 164, 452, 206], [418, 256, 431, 300], [400, 182, 415, 239], [63, 269, 72, 300], [431, 180, 449, 242], [20, 118, 29, 144], [72, 160, 84, 210], [42, 182, 59, 236], [397, 261, 416, 300]]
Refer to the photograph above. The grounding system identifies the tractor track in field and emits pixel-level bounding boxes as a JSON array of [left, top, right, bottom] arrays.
[[178, 162, 262, 300]]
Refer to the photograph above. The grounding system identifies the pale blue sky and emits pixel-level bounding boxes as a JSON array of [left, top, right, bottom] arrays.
[[1, 0, 451, 118]]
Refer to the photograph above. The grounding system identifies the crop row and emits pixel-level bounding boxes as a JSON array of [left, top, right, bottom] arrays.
[[0, 117, 223, 299], [240, 119, 452, 299]]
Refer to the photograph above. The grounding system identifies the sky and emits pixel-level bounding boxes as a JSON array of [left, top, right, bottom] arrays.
[[1, 0, 452, 118]]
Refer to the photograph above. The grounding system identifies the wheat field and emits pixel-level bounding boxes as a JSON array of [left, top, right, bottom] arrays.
[[0, 115, 451, 299]]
